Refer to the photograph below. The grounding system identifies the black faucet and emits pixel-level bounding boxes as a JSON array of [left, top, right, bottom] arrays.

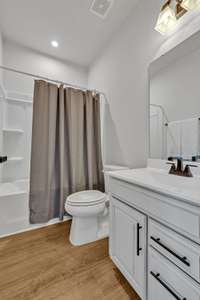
[[167, 157, 197, 177], [176, 157, 183, 174]]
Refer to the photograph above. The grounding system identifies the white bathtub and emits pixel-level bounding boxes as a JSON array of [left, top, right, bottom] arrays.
[[0, 180, 71, 238], [0, 180, 30, 236], [0, 180, 29, 196]]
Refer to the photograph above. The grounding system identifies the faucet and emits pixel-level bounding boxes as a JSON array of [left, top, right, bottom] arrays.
[[167, 157, 197, 177]]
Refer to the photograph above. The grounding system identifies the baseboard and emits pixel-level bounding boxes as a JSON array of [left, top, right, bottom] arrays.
[[0, 215, 72, 239]]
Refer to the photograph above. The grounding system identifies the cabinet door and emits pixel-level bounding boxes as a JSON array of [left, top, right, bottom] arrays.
[[110, 196, 146, 300]]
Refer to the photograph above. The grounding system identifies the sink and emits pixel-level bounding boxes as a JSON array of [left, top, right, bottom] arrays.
[[108, 168, 200, 206]]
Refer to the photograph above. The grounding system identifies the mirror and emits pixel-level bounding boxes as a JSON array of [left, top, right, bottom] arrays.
[[149, 30, 200, 162]]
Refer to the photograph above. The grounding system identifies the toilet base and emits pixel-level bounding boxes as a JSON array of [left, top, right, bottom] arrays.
[[69, 213, 109, 246]]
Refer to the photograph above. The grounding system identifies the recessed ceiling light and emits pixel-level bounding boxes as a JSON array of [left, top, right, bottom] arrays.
[[51, 40, 59, 48]]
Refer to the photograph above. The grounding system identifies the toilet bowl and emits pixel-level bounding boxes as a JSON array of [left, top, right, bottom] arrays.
[[65, 190, 107, 246], [65, 165, 128, 246]]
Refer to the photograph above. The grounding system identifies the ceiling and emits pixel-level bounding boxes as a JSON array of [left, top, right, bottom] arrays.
[[0, 0, 139, 67]]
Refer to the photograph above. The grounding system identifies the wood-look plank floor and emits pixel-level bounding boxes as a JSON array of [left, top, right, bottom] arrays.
[[0, 221, 141, 300]]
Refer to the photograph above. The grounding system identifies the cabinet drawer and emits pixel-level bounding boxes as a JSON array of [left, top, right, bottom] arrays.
[[109, 177, 200, 243], [149, 219, 200, 283], [148, 247, 200, 300]]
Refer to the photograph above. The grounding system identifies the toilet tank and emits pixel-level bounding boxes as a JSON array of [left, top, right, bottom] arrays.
[[103, 165, 129, 193]]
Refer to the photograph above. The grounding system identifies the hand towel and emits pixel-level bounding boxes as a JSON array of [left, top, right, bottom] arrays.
[[181, 118, 200, 159], [167, 121, 181, 158]]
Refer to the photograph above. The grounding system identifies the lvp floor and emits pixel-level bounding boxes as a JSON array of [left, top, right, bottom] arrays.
[[0, 221, 141, 300]]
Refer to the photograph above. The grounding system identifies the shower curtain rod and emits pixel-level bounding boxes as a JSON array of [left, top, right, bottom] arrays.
[[0, 65, 107, 98]]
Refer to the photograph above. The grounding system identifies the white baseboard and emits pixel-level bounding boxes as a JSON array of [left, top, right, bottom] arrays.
[[0, 215, 72, 239]]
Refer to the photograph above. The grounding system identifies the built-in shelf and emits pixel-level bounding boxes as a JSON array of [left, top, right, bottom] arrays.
[[7, 157, 24, 162], [3, 128, 24, 134], [6, 97, 33, 105]]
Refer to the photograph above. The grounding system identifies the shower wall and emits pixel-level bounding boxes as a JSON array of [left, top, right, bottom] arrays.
[[0, 40, 88, 237], [1, 89, 33, 182]]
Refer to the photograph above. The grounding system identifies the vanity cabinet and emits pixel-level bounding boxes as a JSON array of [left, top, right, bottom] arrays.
[[109, 174, 200, 300], [110, 197, 147, 300]]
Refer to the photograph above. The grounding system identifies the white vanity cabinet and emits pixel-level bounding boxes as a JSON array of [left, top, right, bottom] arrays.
[[110, 197, 147, 300], [108, 172, 200, 300]]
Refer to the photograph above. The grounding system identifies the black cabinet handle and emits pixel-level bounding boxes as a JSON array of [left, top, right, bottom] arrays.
[[150, 236, 190, 267], [137, 223, 142, 256], [150, 271, 187, 300]]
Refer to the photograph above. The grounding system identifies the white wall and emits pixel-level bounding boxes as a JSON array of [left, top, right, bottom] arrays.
[[3, 39, 88, 95], [88, 0, 200, 168], [88, 0, 164, 168]]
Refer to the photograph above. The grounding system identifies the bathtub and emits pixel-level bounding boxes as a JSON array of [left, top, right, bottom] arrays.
[[0, 180, 71, 238], [0, 180, 29, 196], [0, 180, 30, 237]]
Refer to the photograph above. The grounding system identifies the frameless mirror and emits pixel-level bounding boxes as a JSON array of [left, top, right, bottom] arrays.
[[149, 30, 200, 162]]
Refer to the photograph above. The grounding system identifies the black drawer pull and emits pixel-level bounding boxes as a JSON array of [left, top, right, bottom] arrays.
[[150, 236, 190, 267], [150, 271, 187, 300], [137, 223, 142, 256]]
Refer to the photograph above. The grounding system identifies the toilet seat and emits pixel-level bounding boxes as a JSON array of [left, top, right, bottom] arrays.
[[66, 190, 106, 207]]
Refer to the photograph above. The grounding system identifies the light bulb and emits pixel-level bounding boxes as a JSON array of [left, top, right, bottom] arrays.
[[155, 3, 177, 35], [181, 0, 200, 10]]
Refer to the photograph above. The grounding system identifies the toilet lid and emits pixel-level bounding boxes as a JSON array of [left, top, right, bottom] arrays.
[[66, 190, 106, 206]]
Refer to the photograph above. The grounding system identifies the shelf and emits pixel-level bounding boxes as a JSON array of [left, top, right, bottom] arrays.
[[6, 97, 33, 105], [7, 157, 24, 162], [3, 128, 24, 134]]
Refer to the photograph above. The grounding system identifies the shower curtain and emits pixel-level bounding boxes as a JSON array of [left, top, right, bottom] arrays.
[[29, 80, 104, 223]]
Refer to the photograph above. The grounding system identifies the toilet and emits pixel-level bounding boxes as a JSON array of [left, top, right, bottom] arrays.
[[65, 165, 128, 246]]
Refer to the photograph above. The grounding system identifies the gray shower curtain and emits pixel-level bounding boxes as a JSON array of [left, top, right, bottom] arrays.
[[29, 80, 104, 224]]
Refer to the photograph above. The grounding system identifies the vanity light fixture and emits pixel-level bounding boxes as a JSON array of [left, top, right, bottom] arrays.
[[181, 0, 200, 10], [155, 0, 200, 35]]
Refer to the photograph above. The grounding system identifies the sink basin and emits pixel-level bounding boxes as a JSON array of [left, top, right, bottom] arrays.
[[108, 168, 200, 206]]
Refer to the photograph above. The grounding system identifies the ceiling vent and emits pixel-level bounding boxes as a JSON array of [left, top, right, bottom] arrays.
[[90, 0, 114, 19]]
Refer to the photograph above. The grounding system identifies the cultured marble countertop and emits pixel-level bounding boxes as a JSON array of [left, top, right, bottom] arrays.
[[108, 167, 200, 207]]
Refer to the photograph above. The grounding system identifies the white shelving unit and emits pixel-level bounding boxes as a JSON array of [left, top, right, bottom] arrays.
[[1, 89, 33, 182], [6, 97, 33, 105], [7, 157, 24, 162], [3, 128, 24, 134]]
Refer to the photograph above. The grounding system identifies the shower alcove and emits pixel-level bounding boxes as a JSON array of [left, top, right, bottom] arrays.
[[0, 80, 33, 236]]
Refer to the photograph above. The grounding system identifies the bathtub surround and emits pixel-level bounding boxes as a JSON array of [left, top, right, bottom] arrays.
[[30, 80, 104, 223]]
